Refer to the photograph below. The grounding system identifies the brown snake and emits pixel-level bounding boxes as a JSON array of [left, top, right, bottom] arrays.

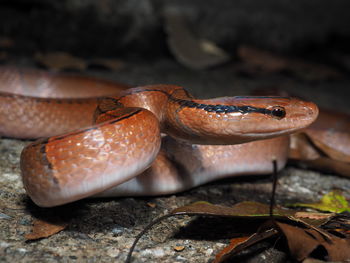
[[0, 67, 319, 207]]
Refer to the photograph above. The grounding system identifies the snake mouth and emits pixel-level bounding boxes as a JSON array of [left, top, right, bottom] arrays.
[[244, 117, 319, 139], [244, 127, 303, 139]]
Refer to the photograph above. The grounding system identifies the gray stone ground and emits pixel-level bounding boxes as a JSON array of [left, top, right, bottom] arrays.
[[1, 58, 350, 262]]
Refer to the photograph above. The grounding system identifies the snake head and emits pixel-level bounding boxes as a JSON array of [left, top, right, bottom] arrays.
[[166, 96, 319, 145], [228, 96, 319, 140]]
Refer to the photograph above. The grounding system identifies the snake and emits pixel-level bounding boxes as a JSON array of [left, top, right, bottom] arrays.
[[0, 67, 319, 207]]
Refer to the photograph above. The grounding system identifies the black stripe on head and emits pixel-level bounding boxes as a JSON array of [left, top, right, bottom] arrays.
[[234, 96, 290, 99], [171, 98, 286, 119]]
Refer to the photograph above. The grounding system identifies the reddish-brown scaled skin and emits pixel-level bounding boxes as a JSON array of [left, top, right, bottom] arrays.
[[0, 94, 99, 138], [304, 109, 350, 162], [98, 85, 185, 123], [21, 108, 161, 207], [0, 66, 129, 98], [0, 68, 318, 207], [0, 67, 128, 139], [96, 136, 290, 197]]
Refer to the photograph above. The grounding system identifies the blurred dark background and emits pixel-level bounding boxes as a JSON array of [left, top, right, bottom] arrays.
[[1, 0, 349, 57], [0, 0, 349, 108]]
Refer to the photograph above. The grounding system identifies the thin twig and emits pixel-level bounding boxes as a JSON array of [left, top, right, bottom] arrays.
[[269, 160, 278, 218], [125, 213, 176, 263]]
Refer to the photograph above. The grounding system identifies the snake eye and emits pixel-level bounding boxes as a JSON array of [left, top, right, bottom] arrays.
[[270, 106, 286, 119]]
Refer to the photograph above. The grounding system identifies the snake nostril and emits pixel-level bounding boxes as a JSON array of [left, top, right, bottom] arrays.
[[270, 106, 286, 119]]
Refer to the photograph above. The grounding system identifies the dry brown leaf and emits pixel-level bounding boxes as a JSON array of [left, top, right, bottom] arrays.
[[295, 212, 336, 220], [163, 10, 230, 70], [173, 245, 185, 252], [290, 60, 342, 81], [214, 235, 264, 263], [88, 58, 124, 71], [213, 225, 280, 263], [237, 45, 342, 80], [323, 214, 350, 238], [171, 201, 287, 218], [277, 222, 350, 262], [25, 217, 68, 240], [277, 222, 321, 261], [127, 200, 343, 262], [214, 236, 251, 263], [147, 202, 156, 208], [238, 46, 287, 72], [171, 201, 331, 228], [35, 52, 87, 71]]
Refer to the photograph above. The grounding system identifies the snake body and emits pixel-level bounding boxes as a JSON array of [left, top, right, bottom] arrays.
[[0, 67, 319, 207]]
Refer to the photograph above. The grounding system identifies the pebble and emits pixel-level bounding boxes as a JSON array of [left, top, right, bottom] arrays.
[[18, 217, 31, 226], [140, 248, 165, 258], [16, 248, 27, 254], [0, 212, 11, 219], [0, 241, 10, 248], [111, 226, 125, 235], [175, 255, 187, 262], [205, 248, 214, 257], [106, 247, 120, 257]]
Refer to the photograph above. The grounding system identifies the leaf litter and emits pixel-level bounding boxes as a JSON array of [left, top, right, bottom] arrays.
[[126, 181, 350, 262]]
